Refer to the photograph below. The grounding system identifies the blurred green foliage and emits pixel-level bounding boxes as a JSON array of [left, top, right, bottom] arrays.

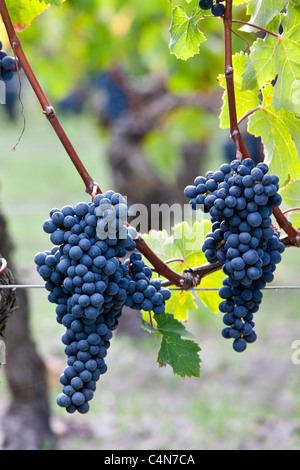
[[5, 0, 255, 182], [17, 0, 251, 97]]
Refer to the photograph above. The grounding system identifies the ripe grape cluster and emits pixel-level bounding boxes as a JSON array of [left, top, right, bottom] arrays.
[[35, 190, 170, 413], [0, 41, 21, 82], [184, 158, 285, 353], [124, 253, 171, 315], [199, 0, 225, 16]]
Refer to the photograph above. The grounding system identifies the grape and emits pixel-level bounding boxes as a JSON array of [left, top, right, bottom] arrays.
[[71, 392, 86, 407], [56, 393, 72, 408], [242, 250, 259, 265], [2, 56, 16, 71], [233, 338, 247, 353], [184, 158, 285, 352], [0, 42, 21, 82], [198, 0, 214, 10], [211, 3, 225, 16], [122, 253, 168, 315], [247, 212, 262, 228], [35, 190, 171, 413]]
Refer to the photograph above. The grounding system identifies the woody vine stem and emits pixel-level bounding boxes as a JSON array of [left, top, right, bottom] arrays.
[[0, 0, 299, 292]]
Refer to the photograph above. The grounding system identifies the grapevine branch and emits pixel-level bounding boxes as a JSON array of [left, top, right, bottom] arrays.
[[231, 19, 280, 38], [237, 106, 262, 126], [272, 207, 300, 245], [283, 208, 300, 215], [204, 15, 280, 39]]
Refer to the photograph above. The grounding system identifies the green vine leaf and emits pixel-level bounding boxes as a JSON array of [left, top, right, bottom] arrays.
[[280, 180, 300, 207], [280, 181, 300, 227], [242, 5, 300, 114], [154, 312, 196, 340], [241, 0, 286, 32], [5, 0, 63, 31], [142, 220, 225, 320], [42, 0, 63, 6], [169, 5, 206, 61], [155, 313, 201, 378], [196, 269, 226, 314], [165, 288, 199, 322], [247, 84, 300, 186]]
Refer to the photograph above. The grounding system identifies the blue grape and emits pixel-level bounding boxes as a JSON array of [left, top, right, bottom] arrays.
[[211, 2, 225, 16], [0, 43, 21, 82], [35, 191, 171, 413], [232, 338, 247, 353], [71, 392, 86, 406], [2, 56, 15, 70], [184, 158, 284, 353], [56, 393, 72, 408], [247, 212, 262, 227], [199, 0, 213, 10]]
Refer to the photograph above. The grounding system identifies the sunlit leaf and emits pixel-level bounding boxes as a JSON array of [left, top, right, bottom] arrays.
[[5, 0, 63, 31], [248, 85, 300, 186], [242, 5, 300, 114], [169, 5, 206, 61]]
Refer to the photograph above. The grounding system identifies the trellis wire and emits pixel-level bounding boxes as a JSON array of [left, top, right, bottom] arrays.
[[0, 285, 300, 291], [171, 286, 300, 291]]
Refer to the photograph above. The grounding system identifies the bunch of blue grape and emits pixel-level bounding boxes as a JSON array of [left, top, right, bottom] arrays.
[[184, 158, 285, 353], [0, 41, 21, 82], [199, 0, 225, 16], [123, 252, 171, 315], [35, 191, 171, 413]]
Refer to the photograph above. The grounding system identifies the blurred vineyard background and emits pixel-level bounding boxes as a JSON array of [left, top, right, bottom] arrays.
[[0, 0, 300, 450]]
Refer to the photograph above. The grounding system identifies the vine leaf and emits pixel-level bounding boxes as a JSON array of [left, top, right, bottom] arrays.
[[142, 220, 225, 320], [197, 269, 226, 314], [241, 0, 286, 33], [154, 313, 201, 378], [280, 181, 300, 227], [248, 84, 300, 186], [154, 312, 196, 340], [165, 288, 199, 322], [242, 5, 300, 114], [5, 0, 63, 31], [169, 5, 206, 61], [158, 333, 201, 378]]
